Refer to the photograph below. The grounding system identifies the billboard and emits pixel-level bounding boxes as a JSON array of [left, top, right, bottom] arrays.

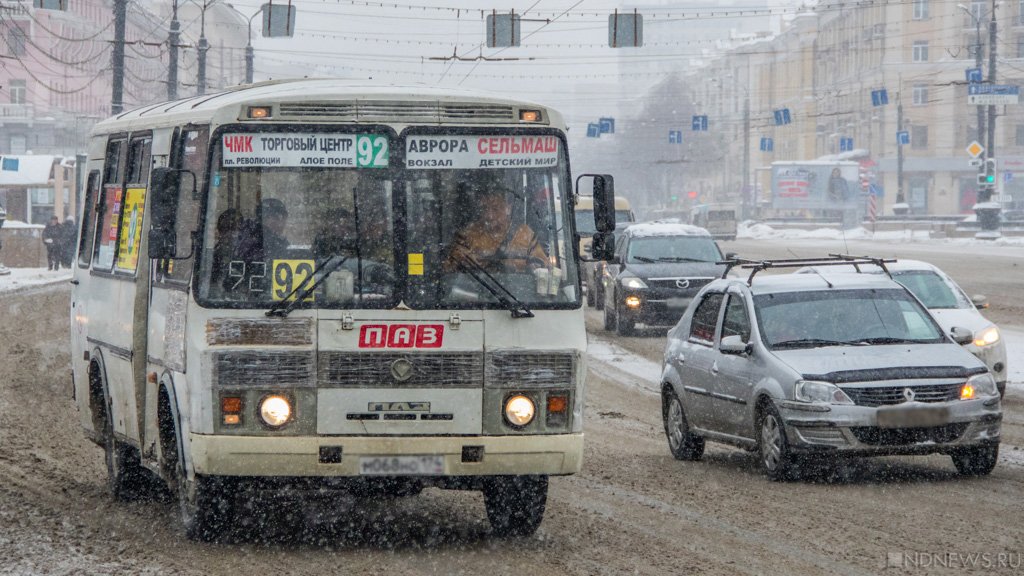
[[770, 162, 860, 210]]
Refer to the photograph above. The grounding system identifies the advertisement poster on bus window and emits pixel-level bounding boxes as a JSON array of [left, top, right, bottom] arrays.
[[405, 135, 560, 169], [770, 162, 859, 210], [221, 133, 389, 168], [94, 186, 123, 270], [116, 187, 147, 272]]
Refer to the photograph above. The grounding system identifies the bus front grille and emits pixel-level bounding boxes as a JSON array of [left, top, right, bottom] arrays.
[[485, 351, 578, 388], [214, 351, 316, 388], [318, 352, 483, 388], [278, 101, 517, 123]]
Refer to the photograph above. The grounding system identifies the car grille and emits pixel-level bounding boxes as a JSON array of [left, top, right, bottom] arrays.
[[850, 423, 968, 446], [646, 277, 714, 292], [485, 351, 578, 388], [318, 352, 482, 388], [841, 383, 961, 407], [214, 351, 316, 388]]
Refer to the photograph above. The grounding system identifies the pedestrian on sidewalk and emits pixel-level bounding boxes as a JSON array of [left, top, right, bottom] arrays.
[[60, 217, 76, 268], [43, 215, 61, 270]]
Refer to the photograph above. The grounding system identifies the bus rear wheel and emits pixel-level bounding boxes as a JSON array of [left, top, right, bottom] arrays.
[[483, 475, 547, 537], [103, 404, 150, 501]]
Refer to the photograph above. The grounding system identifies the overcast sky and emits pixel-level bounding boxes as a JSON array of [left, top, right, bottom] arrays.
[[219, 1, 803, 133]]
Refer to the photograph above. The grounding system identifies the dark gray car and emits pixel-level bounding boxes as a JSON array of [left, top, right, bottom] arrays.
[[660, 271, 1002, 480], [602, 223, 727, 336]]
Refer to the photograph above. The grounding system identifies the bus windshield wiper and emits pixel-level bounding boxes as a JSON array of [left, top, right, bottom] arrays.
[[266, 256, 349, 318], [453, 252, 534, 318]]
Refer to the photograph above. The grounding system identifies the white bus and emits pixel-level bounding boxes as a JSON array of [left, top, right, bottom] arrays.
[[70, 79, 616, 540]]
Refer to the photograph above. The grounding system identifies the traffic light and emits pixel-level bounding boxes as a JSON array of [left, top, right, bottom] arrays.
[[977, 158, 997, 186]]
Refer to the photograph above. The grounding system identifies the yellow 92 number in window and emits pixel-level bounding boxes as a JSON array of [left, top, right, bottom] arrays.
[[272, 259, 316, 302]]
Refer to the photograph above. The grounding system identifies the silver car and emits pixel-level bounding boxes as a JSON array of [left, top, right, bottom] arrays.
[[660, 265, 1002, 480]]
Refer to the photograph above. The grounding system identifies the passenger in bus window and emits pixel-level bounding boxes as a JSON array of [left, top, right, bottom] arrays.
[[211, 208, 242, 293], [234, 198, 290, 262], [445, 188, 546, 274]]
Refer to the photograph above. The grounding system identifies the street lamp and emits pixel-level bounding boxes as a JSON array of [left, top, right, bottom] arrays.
[[245, 3, 298, 85]]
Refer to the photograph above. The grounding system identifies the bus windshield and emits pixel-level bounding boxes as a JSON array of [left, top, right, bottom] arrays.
[[196, 130, 580, 310]]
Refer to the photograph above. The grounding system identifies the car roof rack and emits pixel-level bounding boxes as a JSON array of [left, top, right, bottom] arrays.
[[716, 254, 896, 285]]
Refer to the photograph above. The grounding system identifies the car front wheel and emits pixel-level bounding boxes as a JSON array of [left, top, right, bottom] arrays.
[[663, 388, 704, 461], [951, 444, 998, 476], [757, 401, 797, 481]]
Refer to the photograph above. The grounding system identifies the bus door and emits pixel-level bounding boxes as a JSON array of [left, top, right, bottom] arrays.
[[143, 126, 207, 458], [70, 155, 103, 434]]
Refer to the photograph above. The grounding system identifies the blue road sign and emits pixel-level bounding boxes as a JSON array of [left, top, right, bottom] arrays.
[[966, 68, 983, 83], [871, 89, 889, 106], [839, 137, 854, 152], [669, 130, 682, 144], [599, 117, 615, 134], [1005, 172, 1014, 183], [587, 123, 601, 138], [897, 131, 910, 146], [691, 115, 708, 131], [968, 84, 1020, 96], [759, 137, 773, 152], [1, 157, 18, 171]]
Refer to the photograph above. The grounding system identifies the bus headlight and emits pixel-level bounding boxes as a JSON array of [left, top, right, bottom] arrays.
[[504, 395, 535, 427], [259, 394, 292, 428]]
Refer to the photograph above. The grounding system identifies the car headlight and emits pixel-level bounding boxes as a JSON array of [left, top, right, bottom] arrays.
[[504, 394, 536, 427], [972, 325, 1000, 347], [622, 277, 648, 289], [259, 394, 293, 428], [962, 373, 998, 399], [795, 380, 854, 405]]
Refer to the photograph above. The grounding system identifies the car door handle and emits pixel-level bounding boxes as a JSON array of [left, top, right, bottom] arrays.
[[710, 361, 719, 375], [674, 352, 685, 363], [69, 279, 80, 285]]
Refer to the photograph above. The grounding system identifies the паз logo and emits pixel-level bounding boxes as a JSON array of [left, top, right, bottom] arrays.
[[358, 324, 444, 348]]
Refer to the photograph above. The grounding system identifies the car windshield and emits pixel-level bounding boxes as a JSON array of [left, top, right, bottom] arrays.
[[196, 130, 579, 311], [892, 270, 972, 310], [626, 236, 722, 264], [754, 288, 945, 350], [574, 209, 631, 236]]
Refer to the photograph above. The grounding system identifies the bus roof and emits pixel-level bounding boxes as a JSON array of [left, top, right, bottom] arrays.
[[91, 79, 567, 135]]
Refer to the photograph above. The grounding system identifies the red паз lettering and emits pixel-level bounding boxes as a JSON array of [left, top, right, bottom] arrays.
[[358, 324, 445, 348]]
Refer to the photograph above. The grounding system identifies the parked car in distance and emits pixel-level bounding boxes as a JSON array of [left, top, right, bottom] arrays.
[[661, 259, 1001, 480], [602, 222, 728, 336], [796, 259, 1007, 397]]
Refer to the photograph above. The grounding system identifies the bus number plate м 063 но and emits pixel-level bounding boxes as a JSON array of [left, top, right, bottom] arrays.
[[359, 455, 445, 476]]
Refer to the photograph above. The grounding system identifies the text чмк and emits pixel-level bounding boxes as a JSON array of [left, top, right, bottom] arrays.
[[359, 324, 444, 348]]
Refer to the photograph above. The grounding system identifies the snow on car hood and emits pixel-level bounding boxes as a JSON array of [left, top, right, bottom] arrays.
[[772, 342, 987, 382]]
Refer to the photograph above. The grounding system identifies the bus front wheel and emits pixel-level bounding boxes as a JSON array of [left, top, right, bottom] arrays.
[[483, 475, 547, 537]]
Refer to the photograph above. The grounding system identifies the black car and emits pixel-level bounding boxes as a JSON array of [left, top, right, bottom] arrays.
[[601, 223, 728, 336]]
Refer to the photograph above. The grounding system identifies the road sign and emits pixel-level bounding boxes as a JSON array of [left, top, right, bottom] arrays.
[[587, 123, 600, 138], [773, 108, 791, 126], [599, 117, 615, 134], [967, 84, 1020, 105], [871, 89, 888, 106], [966, 68, 983, 83], [608, 12, 643, 47], [668, 130, 682, 144], [969, 158, 983, 167], [1005, 172, 1014, 183], [966, 141, 985, 158], [839, 137, 854, 152], [486, 13, 521, 47], [759, 137, 773, 152], [897, 131, 910, 146], [691, 115, 708, 131]]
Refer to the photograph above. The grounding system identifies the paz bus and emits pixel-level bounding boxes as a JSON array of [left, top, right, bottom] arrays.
[[70, 79, 616, 540]]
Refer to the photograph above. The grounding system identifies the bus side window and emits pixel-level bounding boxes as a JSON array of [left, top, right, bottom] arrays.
[[114, 135, 153, 274], [92, 138, 128, 271], [77, 170, 100, 268], [160, 126, 209, 285]]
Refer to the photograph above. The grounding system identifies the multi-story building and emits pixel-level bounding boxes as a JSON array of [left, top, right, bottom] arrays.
[[684, 0, 1024, 216]]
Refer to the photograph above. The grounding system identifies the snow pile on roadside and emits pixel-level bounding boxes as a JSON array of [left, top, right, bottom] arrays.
[[0, 268, 71, 294], [739, 221, 1024, 246]]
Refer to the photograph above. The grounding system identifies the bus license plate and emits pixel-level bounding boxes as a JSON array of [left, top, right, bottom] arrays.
[[876, 405, 950, 429], [359, 455, 445, 476]]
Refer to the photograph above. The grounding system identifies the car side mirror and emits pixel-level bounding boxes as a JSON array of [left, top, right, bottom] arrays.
[[949, 326, 973, 345], [725, 252, 738, 260], [720, 334, 752, 355], [971, 294, 989, 309]]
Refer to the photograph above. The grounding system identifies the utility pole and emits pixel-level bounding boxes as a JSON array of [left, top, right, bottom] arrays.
[[742, 94, 751, 220], [167, 0, 180, 100], [197, 0, 210, 95], [973, 10, 985, 148], [985, 0, 997, 174], [111, 0, 126, 114], [896, 90, 905, 207]]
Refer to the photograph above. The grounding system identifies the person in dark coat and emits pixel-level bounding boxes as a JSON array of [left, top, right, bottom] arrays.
[[43, 216, 61, 270], [60, 217, 76, 268]]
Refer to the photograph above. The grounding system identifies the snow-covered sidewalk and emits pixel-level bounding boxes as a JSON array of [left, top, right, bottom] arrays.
[[739, 221, 1024, 247], [0, 268, 72, 295]]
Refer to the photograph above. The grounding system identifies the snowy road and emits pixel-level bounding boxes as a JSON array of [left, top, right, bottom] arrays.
[[1, 234, 1022, 575]]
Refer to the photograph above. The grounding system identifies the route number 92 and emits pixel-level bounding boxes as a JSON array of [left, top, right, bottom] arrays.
[[356, 135, 389, 168], [272, 259, 316, 302]]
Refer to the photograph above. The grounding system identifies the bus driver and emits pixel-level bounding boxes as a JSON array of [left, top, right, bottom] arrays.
[[445, 187, 547, 274]]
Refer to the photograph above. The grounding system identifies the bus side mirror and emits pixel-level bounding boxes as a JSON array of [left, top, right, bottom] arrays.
[[592, 175, 616, 233], [148, 167, 181, 260], [591, 231, 614, 261]]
